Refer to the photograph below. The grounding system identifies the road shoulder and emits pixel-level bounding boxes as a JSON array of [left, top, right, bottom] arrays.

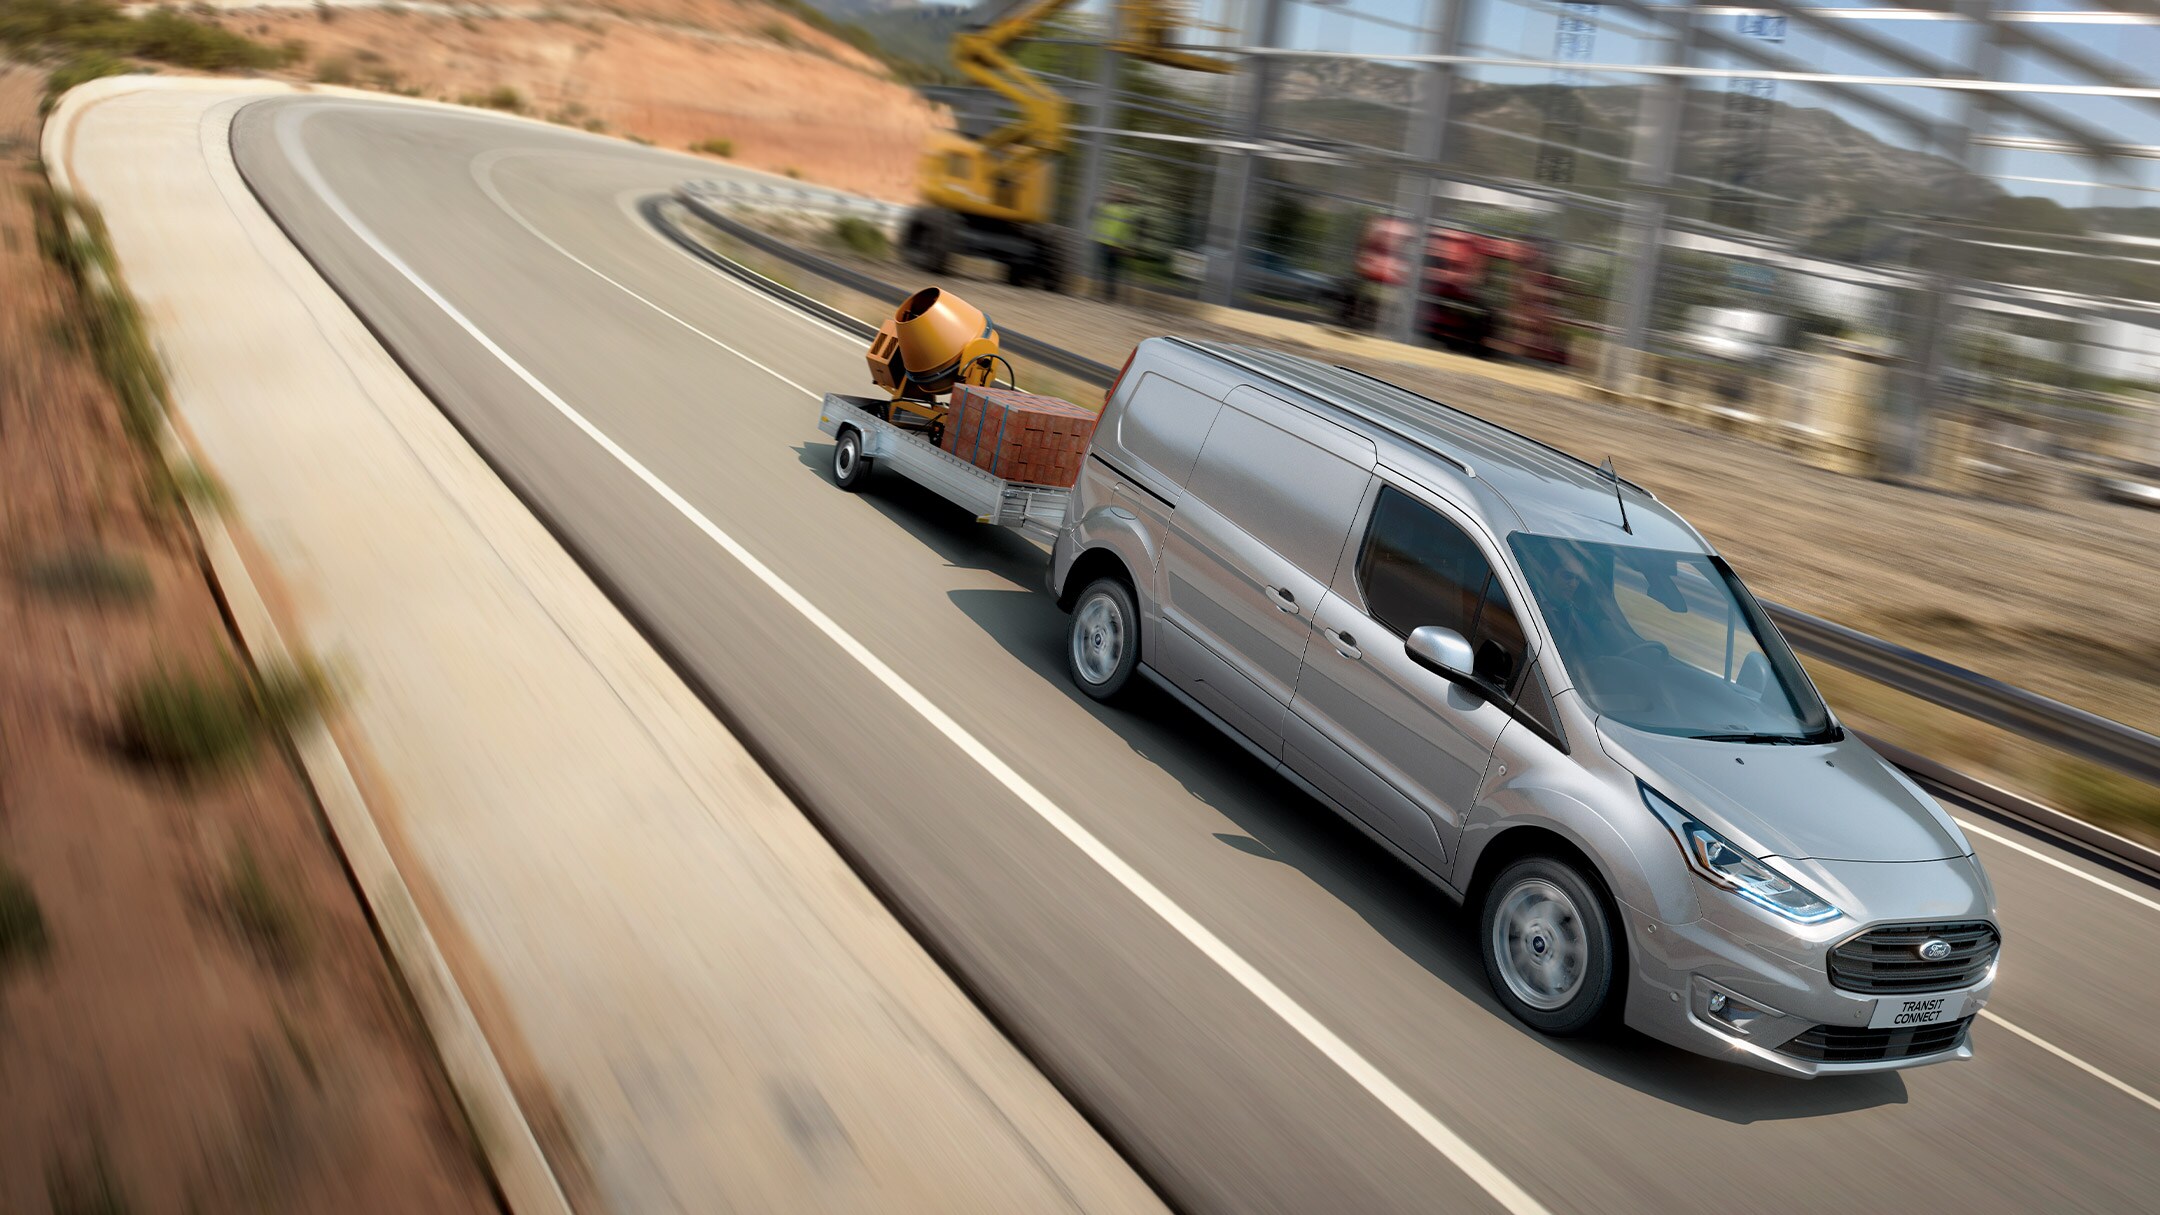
[[48, 75, 1162, 1215]]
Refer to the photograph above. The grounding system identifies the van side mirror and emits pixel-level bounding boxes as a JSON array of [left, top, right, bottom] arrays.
[[1405, 626, 1476, 684]]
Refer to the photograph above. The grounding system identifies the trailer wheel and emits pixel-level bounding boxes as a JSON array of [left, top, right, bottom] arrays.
[[833, 427, 871, 491]]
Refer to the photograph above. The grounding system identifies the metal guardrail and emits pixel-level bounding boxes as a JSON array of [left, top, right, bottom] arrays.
[[649, 187, 2160, 878], [681, 179, 907, 226], [1765, 606, 2160, 789], [668, 190, 1121, 386]]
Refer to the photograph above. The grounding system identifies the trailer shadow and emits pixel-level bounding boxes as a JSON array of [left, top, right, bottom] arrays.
[[793, 440, 1050, 583], [945, 582, 1910, 1124]]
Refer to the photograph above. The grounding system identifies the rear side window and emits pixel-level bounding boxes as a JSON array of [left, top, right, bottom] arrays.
[[1358, 486, 1529, 692], [1185, 398, 1373, 578], [1117, 372, 1222, 487]]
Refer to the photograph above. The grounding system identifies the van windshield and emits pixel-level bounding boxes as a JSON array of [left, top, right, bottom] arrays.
[[1507, 535, 1835, 742]]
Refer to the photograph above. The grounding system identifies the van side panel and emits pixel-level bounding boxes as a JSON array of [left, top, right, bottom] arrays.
[[1159, 387, 1375, 755], [1182, 389, 1376, 580], [1115, 371, 1222, 490]]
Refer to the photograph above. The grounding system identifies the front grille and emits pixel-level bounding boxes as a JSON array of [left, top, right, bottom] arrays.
[[1828, 920, 1999, 994], [1779, 1017, 1973, 1064]]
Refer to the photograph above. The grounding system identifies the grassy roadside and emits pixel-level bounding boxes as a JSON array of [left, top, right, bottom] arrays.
[[1, 65, 494, 1213], [2, 0, 300, 110]]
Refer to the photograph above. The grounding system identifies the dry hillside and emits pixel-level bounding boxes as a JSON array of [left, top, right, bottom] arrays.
[[188, 0, 945, 199]]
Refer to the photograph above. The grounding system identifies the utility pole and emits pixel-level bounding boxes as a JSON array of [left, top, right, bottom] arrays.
[[1387, 0, 1469, 343], [1202, 0, 1286, 305], [1072, 12, 1124, 244], [1886, 0, 2001, 476], [1604, 2, 1698, 393]]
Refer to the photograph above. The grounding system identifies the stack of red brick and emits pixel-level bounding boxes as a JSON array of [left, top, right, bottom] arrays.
[[940, 385, 1099, 488]]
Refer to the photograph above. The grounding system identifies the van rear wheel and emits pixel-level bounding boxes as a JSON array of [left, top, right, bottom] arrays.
[[1067, 577, 1139, 702], [1480, 855, 1618, 1036]]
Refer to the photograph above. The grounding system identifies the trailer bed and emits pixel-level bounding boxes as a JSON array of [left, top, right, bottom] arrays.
[[817, 394, 1071, 539]]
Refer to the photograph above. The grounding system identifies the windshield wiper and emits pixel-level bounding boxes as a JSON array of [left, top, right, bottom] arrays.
[[1691, 731, 1811, 745]]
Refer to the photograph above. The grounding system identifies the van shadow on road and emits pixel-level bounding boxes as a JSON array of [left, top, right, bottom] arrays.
[[943, 582, 1909, 1125], [793, 438, 1905, 1121]]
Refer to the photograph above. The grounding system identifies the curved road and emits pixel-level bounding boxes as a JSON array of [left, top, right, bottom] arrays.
[[229, 97, 2159, 1213]]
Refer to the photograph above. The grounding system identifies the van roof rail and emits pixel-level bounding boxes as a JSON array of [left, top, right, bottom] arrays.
[[1164, 337, 1650, 499], [1328, 364, 1656, 499]]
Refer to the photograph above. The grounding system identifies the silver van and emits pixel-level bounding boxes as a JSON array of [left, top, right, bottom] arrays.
[[1050, 338, 2000, 1076]]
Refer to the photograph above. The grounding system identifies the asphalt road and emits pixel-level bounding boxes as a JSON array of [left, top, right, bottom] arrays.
[[231, 97, 2160, 1214]]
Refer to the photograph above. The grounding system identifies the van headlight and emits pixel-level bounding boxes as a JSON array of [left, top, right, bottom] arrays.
[[1641, 783, 1842, 925]]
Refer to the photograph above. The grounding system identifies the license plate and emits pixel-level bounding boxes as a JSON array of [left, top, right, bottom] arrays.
[[1868, 991, 1969, 1030]]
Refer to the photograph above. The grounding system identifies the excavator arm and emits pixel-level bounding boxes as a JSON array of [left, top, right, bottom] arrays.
[[952, 0, 1081, 159], [906, 0, 1232, 278]]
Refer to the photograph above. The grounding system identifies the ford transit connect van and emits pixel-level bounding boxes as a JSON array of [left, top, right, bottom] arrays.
[[1050, 338, 1999, 1075]]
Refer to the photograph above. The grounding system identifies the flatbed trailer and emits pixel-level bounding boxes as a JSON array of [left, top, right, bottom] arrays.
[[817, 393, 1072, 540]]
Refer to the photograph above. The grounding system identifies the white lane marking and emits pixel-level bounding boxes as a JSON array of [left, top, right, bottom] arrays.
[[468, 149, 853, 388], [278, 106, 1553, 1215], [1980, 1011, 2160, 1114], [462, 126, 2160, 1130], [1952, 817, 2160, 916]]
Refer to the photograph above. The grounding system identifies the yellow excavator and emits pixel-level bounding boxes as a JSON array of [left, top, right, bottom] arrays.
[[900, 0, 1232, 290]]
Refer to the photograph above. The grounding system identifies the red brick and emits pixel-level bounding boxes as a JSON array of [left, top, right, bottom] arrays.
[[941, 385, 1099, 487]]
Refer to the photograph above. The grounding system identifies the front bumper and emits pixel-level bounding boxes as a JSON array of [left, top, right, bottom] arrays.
[[1621, 856, 1997, 1077]]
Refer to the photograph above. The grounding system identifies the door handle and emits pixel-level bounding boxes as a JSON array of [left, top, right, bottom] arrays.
[[1324, 627, 1362, 660], [1266, 585, 1298, 613]]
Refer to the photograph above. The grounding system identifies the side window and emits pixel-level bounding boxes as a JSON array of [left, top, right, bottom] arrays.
[[1513, 660, 1566, 746], [1117, 372, 1222, 487], [1358, 486, 1529, 693], [1472, 583, 1528, 693]]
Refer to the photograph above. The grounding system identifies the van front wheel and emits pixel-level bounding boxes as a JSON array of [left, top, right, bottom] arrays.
[[1067, 577, 1139, 702], [1480, 855, 1618, 1036]]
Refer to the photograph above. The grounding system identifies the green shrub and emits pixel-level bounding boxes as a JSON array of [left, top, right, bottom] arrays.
[[311, 53, 353, 85], [41, 51, 130, 113], [482, 84, 523, 112], [783, 165, 802, 180], [29, 187, 172, 463], [759, 19, 795, 47], [831, 215, 887, 258], [124, 9, 281, 71], [0, 864, 48, 970], [690, 137, 733, 157], [118, 664, 258, 770], [253, 655, 335, 733], [15, 545, 152, 605], [171, 460, 228, 512], [220, 844, 308, 970]]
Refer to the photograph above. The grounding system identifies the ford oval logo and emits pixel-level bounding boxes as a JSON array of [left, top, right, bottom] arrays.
[[1918, 938, 1953, 962]]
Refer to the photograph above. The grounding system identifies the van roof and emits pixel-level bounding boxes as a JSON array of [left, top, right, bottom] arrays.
[[1169, 339, 1708, 552]]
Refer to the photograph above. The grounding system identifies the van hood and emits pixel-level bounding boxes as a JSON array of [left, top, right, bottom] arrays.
[[1596, 721, 1971, 863]]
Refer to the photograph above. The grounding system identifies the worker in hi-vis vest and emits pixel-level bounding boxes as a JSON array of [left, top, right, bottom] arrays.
[[1092, 189, 1140, 304]]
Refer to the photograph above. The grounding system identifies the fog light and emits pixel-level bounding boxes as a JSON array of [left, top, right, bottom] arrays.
[[1707, 993, 1728, 1014]]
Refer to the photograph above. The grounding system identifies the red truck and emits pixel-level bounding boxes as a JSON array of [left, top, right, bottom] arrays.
[[1342, 217, 1570, 366]]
